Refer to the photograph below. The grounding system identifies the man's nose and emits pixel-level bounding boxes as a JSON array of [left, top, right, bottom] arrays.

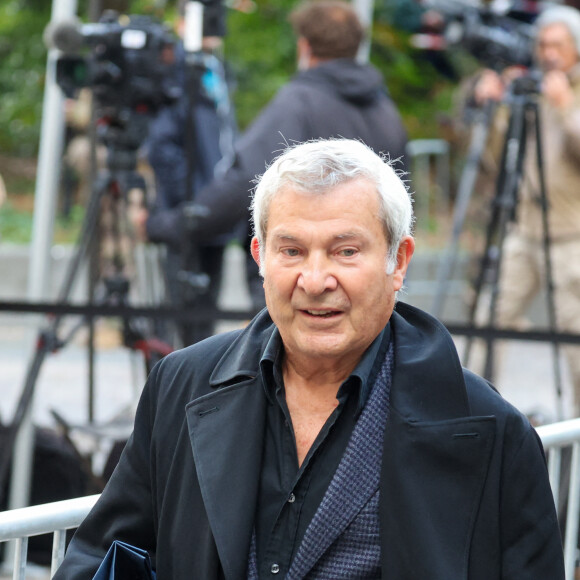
[[296, 255, 338, 294], [542, 47, 558, 63]]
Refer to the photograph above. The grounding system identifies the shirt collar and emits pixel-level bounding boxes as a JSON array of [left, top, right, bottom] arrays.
[[259, 324, 391, 415]]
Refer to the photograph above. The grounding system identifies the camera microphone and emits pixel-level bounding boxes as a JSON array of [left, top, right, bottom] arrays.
[[44, 20, 85, 53], [44, 19, 123, 54]]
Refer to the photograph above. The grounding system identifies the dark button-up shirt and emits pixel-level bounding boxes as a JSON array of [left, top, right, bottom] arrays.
[[255, 324, 391, 577]]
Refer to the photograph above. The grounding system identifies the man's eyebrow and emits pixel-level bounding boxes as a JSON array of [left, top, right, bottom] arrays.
[[334, 232, 364, 240], [271, 231, 367, 242], [272, 233, 299, 242]]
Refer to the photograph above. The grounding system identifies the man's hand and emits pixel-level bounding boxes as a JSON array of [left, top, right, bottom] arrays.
[[542, 70, 575, 109], [473, 67, 528, 106], [473, 70, 505, 105]]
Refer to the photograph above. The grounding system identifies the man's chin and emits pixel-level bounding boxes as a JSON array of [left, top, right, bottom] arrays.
[[291, 334, 358, 361]]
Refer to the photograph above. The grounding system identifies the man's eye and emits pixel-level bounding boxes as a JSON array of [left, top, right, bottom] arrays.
[[340, 248, 357, 257], [283, 248, 300, 257]]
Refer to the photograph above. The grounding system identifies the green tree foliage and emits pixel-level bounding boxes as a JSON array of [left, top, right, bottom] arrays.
[[0, 0, 52, 155], [225, 0, 296, 130], [0, 0, 466, 156]]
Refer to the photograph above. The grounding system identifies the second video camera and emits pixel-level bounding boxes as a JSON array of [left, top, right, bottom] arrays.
[[427, 0, 536, 69], [49, 11, 182, 113]]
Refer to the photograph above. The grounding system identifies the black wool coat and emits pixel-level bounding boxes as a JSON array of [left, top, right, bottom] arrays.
[[54, 303, 564, 579]]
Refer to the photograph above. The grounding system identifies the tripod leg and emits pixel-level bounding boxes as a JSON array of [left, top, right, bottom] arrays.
[[55, 173, 112, 304], [462, 187, 502, 368], [481, 203, 514, 380], [463, 99, 527, 377], [87, 223, 100, 424], [533, 105, 565, 421], [100, 175, 174, 378], [432, 104, 495, 317], [479, 99, 532, 381]]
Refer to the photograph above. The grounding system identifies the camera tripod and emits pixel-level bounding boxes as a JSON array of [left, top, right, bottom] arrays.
[[434, 73, 565, 420], [0, 111, 175, 505]]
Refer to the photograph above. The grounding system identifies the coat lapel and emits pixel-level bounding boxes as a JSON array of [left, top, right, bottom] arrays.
[[380, 414, 496, 579], [380, 304, 497, 578], [186, 378, 267, 580]]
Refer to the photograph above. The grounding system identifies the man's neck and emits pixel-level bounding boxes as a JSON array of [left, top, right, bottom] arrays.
[[282, 349, 360, 391], [282, 360, 346, 467]]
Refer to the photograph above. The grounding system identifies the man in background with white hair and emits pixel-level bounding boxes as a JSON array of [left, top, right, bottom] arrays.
[[473, 4, 580, 417], [54, 138, 563, 579]]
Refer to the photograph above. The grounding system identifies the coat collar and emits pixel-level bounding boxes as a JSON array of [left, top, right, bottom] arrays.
[[208, 308, 274, 387], [390, 301, 471, 422]]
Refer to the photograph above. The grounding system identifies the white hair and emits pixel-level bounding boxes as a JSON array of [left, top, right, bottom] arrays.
[[250, 138, 414, 274], [536, 5, 580, 56]]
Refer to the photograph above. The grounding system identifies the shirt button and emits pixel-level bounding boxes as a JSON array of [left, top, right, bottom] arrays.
[[271, 563, 280, 574], [288, 493, 296, 503]]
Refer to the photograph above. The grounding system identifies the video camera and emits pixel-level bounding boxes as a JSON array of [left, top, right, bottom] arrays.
[[48, 11, 182, 114], [424, 0, 537, 70]]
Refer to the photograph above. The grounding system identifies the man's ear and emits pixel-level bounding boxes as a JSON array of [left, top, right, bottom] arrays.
[[297, 36, 313, 70], [392, 236, 415, 292], [250, 236, 262, 268]]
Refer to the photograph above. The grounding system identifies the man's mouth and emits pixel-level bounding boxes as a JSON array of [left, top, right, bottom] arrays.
[[304, 309, 340, 318]]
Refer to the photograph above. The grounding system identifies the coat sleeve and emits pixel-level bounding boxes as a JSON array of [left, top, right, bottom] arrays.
[[144, 83, 309, 247], [499, 420, 565, 579], [52, 365, 161, 579], [181, 83, 312, 242]]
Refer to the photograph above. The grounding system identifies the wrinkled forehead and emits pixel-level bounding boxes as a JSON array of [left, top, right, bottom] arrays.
[[263, 178, 383, 233], [537, 22, 577, 48], [259, 181, 393, 256]]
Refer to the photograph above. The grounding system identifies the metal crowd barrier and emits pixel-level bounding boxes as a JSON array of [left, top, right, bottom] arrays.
[[537, 417, 580, 580], [0, 495, 99, 579], [0, 420, 579, 579], [406, 138, 451, 223]]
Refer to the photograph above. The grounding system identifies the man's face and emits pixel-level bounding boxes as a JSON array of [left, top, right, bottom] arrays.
[[251, 179, 414, 368], [536, 22, 579, 73]]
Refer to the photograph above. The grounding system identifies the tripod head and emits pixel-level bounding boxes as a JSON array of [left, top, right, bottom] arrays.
[[97, 107, 149, 177], [507, 70, 543, 98]]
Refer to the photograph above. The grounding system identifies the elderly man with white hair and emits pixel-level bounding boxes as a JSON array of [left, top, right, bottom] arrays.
[[473, 4, 580, 418], [54, 138, 563, 579]]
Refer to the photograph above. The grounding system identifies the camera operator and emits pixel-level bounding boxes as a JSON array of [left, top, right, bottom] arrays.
[[133, 0, 408, 312], [473, 4, 580, 417], [136, 8, 237, 347]]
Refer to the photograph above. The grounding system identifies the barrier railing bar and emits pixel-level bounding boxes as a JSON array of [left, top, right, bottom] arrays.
[[13, 537, 28, 580], [536, 418, 580, 447], [51, 529, 67, 577], [548, 447, 562, 509], [565, 442, 580, 580], [0, 495, 99, 542]]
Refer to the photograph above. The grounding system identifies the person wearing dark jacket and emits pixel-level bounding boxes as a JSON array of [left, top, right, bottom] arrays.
[[55, 138, 563, 579], [144, 41, 237, 346], [137, 0, 408, 309]]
